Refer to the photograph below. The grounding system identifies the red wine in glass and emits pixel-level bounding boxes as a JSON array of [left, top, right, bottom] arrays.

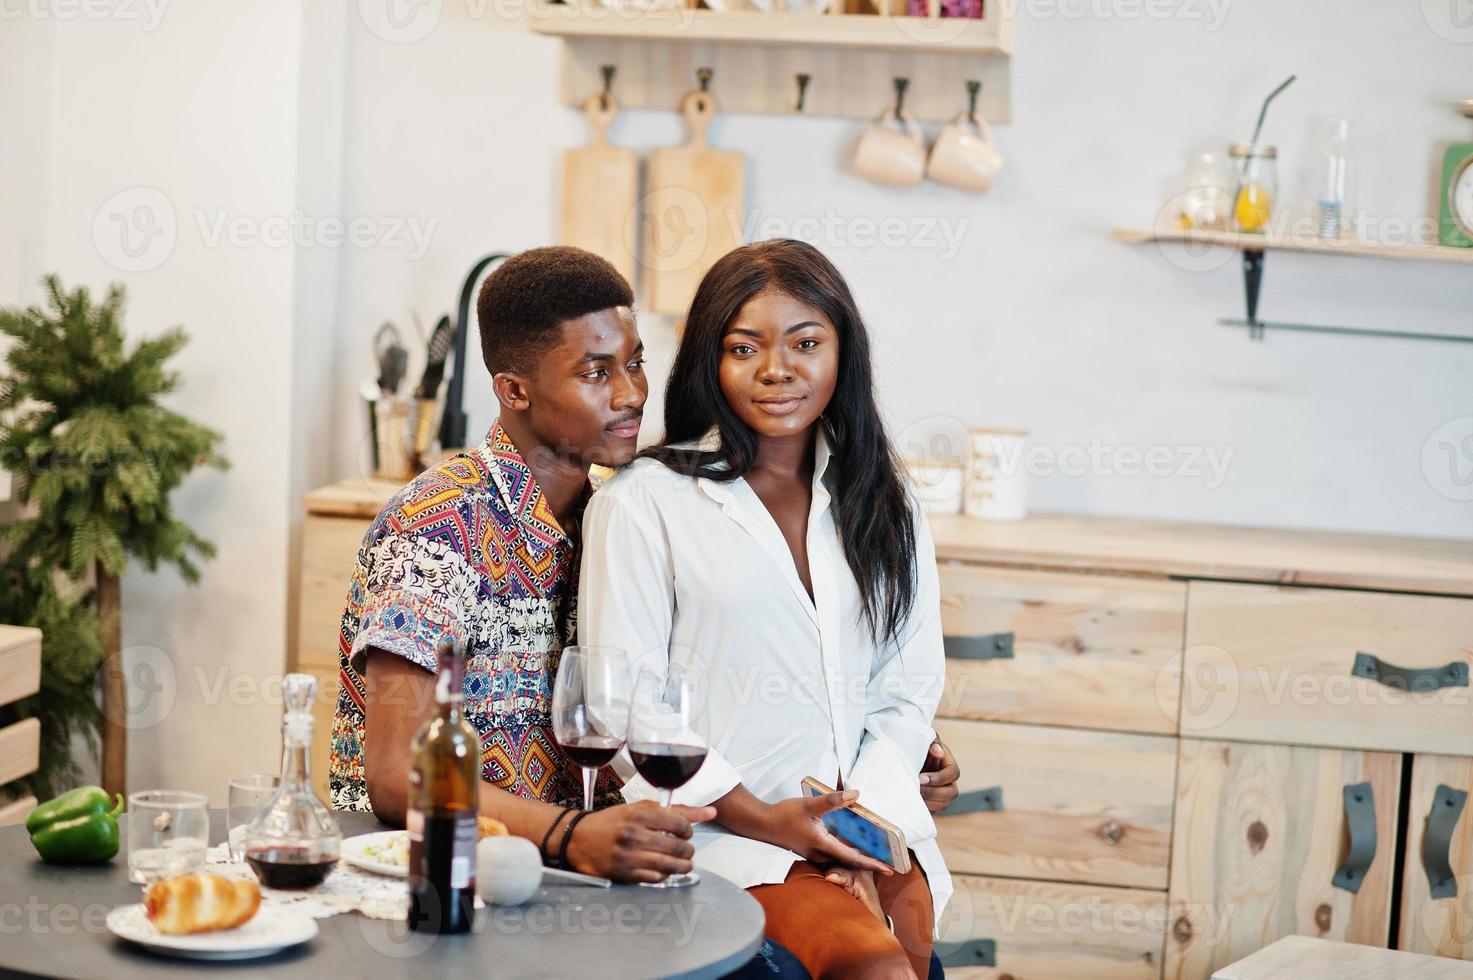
[[559, 734, 624, 771], [630, 743, 708, 789]]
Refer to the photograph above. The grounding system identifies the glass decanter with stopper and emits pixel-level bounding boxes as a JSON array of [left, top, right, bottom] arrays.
[[241, 673, 341, 888]]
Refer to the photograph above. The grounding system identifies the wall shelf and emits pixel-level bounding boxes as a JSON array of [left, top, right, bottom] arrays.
[[530, 0, 1012, 121], [1114, 225, 1473, 345], [1113, 226, 1473, 265]]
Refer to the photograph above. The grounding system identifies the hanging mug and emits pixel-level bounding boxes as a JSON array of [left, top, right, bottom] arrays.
[[851, 108, 927, 187], [926, 111, 1004, 192]]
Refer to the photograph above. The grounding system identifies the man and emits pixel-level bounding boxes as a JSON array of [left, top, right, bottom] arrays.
[[328, 246, 961, 886]]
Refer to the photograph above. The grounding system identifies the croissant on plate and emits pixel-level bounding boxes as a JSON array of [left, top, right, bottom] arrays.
[[144, 873, 261, 934]]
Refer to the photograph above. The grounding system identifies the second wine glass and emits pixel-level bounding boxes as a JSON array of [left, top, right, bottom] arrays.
[[629, 662, 708, 888], [552, 646, 631, 812]]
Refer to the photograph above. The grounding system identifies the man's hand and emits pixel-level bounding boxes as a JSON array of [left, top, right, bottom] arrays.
[[763, 791, 895, 875], [920, 739, 960, 814], [564, 800, 716, 884], [824, 867, 885, 922]]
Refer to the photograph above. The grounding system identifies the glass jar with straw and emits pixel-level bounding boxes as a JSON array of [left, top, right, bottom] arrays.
[[1231, 74, 1296, 235]]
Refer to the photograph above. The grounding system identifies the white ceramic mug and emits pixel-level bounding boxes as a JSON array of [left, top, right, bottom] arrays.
[[851, 108, 927, 187], [964, 428, 1028, 521], [926, 112, 1004, 192]]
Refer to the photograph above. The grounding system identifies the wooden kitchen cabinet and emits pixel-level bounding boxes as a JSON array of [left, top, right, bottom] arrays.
[[935, 718, 1177, 890], [1165, 739, 1402, 979], [937, 565, 1186, 735], [1399, 753, 1473, 960], [936, 874, 1167, 980], [295, 485, 1473, 972], [1182, 581, 1473, 755]]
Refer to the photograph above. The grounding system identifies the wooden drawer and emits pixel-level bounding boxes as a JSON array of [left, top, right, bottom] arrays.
[[1398, 753, 1473, 960], [1182, 582, 1473, 754], [935, 718, 1178, 890], [1166, 738, 1401, 980], [937, 564, 1186, 734], [0, 717, 41, 787], [0, 795, 38, 828], [937, 874, 1165, 979], [0, 625, 42, 708]]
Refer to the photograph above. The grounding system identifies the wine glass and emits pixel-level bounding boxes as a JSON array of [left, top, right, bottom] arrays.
[[552, 646, 631, 812], [629, 662, 707, 888]]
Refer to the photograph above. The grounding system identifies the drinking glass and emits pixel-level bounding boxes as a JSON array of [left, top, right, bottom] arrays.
[[552, 646, 631, 812], [227, 774, 279, 861], [127, 790, 209, 884], [629, 662, 707, 888]]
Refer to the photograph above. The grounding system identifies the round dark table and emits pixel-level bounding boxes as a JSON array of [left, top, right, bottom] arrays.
[[0, 809, 764, 980]]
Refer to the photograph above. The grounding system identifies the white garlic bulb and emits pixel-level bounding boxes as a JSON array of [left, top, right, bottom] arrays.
[[476, 836, 543, 906]]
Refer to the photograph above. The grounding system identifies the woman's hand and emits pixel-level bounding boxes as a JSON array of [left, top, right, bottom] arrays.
[[564, 800, 716, 884], [919, 739, 960, 814], [764, 791, 895, 875], [824, 867, 886, 922]]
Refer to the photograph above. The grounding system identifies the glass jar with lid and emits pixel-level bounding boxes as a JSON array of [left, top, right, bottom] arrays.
[[1230, 143, 1278, 234]]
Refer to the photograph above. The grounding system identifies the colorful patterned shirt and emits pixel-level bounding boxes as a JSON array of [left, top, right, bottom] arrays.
[[329, 420, 618, 813]]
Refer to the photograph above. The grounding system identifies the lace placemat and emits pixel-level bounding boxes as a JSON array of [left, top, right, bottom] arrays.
[[204, 845, 409, 921]]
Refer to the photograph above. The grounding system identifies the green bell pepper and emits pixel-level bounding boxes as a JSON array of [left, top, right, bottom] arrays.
[[25, 786, 124, 864]]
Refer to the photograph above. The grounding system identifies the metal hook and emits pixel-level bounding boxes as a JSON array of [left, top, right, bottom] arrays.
[[893, 77, 909, 116], [696, 67, 713, 93], [600, 65, 616, 111], [795, 73, 811, 113], [966, 79, 981, 121]]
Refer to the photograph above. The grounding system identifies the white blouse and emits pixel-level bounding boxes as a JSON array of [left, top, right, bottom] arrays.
[[578, 428, 952, 921]]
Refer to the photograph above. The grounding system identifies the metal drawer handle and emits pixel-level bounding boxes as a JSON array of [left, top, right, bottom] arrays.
[[938, 938, 996, 968], [944, 632, 1014, 660], [1351, 652, 1469, 692], [1333, 782, 1376, 894], [1424, 784, 1468, 900], [946, 786, 1004, 815]]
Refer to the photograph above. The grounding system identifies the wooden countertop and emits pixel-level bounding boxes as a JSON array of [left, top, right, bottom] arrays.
[[305, 478, 1473, 598]]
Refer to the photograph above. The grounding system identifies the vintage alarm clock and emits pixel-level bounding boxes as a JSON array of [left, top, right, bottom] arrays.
[[1438, 101, 1473, 248]]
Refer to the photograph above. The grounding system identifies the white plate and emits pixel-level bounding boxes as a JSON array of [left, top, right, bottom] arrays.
[[340, 830, 408, 878], [106, 903, 317, 960]]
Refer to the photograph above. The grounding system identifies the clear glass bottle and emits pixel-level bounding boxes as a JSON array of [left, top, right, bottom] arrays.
[[1230, 143, 1278, 234], [241, 673, 341, 888], [1312, 118, 1352, 240]]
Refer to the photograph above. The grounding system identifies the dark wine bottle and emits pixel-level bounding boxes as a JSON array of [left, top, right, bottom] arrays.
[[407, 639, 480, 934]]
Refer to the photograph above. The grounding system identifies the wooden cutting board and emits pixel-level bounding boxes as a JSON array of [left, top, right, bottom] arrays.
[[561, 94, 638, 286], [641, 89, 746, 316]]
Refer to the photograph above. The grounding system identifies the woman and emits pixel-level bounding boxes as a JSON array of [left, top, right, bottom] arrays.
[[579, 240, 950, 979]]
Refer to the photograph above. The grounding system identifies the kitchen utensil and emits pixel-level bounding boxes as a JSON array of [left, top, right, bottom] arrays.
[[852, 79, 925, 188], [965, 427, 1028, 521], [562, 69, 639, 286], [373, 322, 408, 395], [642, 70, 746, 316], [413, 315, 454, 399], [926, 80, 1003, 192]]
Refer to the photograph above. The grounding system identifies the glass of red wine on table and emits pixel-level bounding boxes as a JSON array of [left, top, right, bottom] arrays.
[[629, 662, 708, 888], [552, 646, 632, 812]]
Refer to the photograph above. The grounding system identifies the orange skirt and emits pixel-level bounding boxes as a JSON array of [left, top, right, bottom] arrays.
[[747, 858, 933, 979]]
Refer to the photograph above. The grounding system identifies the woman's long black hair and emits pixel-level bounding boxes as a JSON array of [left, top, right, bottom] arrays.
[[643, 239, 918, 643]]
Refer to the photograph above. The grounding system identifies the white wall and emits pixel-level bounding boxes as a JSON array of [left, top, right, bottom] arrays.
[[332, 0, 1473, 539], [5, 1, 345, 799]]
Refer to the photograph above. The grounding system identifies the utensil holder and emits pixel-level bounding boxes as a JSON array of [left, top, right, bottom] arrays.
[[373, 396, 441, 481]]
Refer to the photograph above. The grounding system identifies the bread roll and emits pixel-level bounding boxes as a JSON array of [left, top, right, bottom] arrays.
[[144, 873, 261, 934]]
